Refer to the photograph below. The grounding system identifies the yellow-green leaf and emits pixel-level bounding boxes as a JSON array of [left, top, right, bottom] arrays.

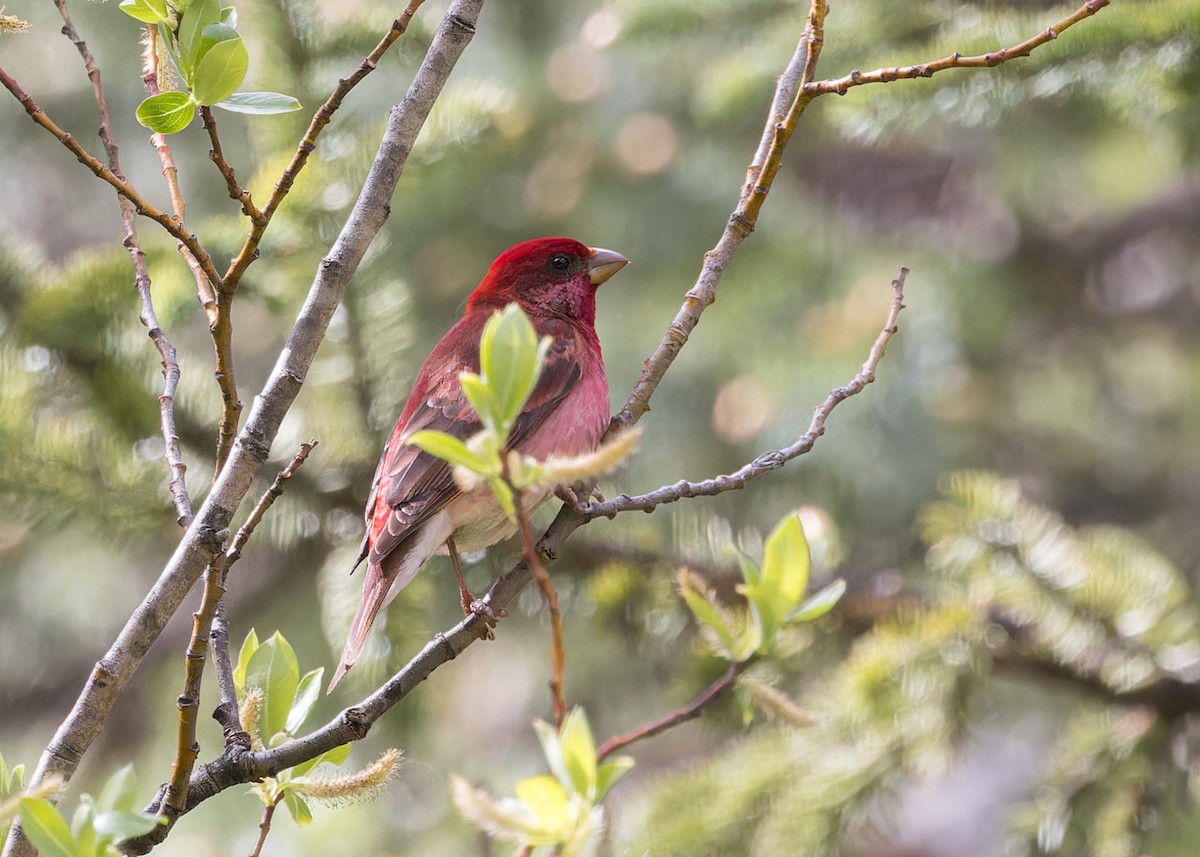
[[515, 775, 570, 829], [191, 34, 248, 105], [785, 578, 846, 626], [177, 0, 220, 78], [135, 92, 196, 134], [559, 708, 597, 799], [406, 430, 492, 474], [479, 305, 543, 432], [18, 798, 75, 857]]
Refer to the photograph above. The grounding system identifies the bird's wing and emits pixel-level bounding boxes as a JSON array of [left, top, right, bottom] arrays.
[[367, 316, 586, 571]]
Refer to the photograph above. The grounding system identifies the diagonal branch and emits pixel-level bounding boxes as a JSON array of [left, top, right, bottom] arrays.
[[580, 269, 906, 518], [200, 106, 260, 221], [596, 661, 752, 762], [803, 0, 1109, 96], [4, 4, 484, 856], [0, 66, 226, 295]]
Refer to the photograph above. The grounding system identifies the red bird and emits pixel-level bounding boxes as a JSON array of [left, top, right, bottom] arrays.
[[329, 237, 628, 690]]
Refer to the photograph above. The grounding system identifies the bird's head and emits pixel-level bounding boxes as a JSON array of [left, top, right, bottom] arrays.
[[467, 237, 628, 328]]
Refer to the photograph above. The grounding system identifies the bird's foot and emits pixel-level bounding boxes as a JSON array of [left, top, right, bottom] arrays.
[[556, 484, 603, 515], [464, 596, 506, 640]]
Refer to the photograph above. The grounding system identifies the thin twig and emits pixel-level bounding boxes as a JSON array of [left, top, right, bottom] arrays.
[[581, 269, 907, 517], [210, 601, 245, 745], [162, 553, 228, 816], [515, 491, 567, 727], [200, 106, 261, 221], [803, 0, 1109, 96], [248, 797, 280, 857], [50, 0, 194, 528], [596, 662, 751, 762], [137, 33, 240, 476], [225, 440, 318, 566]]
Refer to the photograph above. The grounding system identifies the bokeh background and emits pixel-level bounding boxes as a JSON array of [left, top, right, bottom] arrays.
[[2, 0, 1199, 854]]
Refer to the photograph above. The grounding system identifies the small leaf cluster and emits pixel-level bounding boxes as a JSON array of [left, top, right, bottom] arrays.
[[15, 765, 163, 857], [233, 630, 398, 826], [408, 304, 639, 520], [119, 0, 300, 134], [681, 513, 846, 663], [452, 708, 633, 856]]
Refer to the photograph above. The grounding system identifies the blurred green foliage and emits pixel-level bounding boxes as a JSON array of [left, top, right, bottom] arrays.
[[1, 0, 1198, 854]]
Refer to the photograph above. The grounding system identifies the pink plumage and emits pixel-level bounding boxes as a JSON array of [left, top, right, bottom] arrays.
[[328, 237, 628, 691]]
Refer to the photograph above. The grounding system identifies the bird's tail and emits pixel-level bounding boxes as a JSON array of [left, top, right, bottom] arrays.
[[327, 566, 390, 692]]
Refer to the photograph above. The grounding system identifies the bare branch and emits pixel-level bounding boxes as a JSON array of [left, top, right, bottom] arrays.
[[582, 270, 907, 518], [52, 0, 194, 527], [804, 0, 1109, 97], [0, 67, 226, 294], [200, 106, 261, 221], [596, 662, 751, 762], [515, 491, 567, 727], [613, 15, 819, 432], [7, 4, 484, 854]]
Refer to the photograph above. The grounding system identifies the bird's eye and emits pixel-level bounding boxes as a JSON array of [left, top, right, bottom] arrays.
[[550, 254, 571, 271]]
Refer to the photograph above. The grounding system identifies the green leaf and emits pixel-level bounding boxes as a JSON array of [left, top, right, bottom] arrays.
[[216, 91, 302, 115], [515, 776, 570, 830], [286, 668, 324, 735], [732, 545, 761, 588], [479, 305, 544, 432], [70, 799, 93, 843], [785, 578, 846, 626], [220, 5, 237, 27], [406, 430, 492, 475], [135, 92, 196, 134], [18, 798, 76, 857], [558, 708, 597, 799], [118, 0, 170, 24], [485, 475, 516, 521], [71, 801, 95, 857], [458, 372, 501, 436], [191, 34, 248, 105], [177, 0, 220, 80], [92, 811, 162, 841], [533, 720, 568, 791], [96, 765, 137, 814], [282, 791, 313, 827], [762, 515, 810, 608], [735, 686, 756, 728], [290, 743, 351, 779], [244, 631, 300, 743], [233, 628, 259, 694], [196, 22, 239, 60], [743, 514, 811, 651], [594, 756, 634, 800], [679, 583, 736, 659], [0, 754, 24, 796]]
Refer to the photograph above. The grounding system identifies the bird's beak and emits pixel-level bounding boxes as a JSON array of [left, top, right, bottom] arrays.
[[587, 247, 629, 285]]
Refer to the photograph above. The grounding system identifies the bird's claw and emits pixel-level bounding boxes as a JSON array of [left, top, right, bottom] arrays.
[[466, 598, 506, 640], [556, 484, 603, 516]]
